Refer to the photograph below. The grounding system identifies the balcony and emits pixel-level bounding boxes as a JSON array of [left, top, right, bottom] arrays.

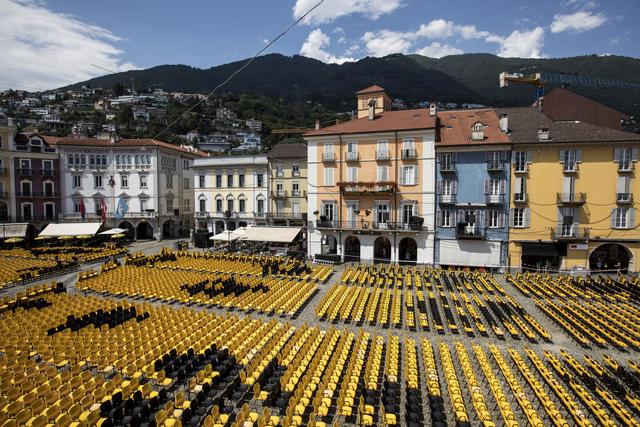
[[315, 220, 424, 232], [485, 194, 505, 205], [557, 193, 587, 205], [513, 193, 528, 203], [268, 212, 304, 220], [272, 190, 288, 199], [439, 194, 456, 205], [195, 211, 210, 218], [487, 161, 505, 172], [0, 216, 11, 223], [456, 223, 485, 239], [15, 191, 60, 198], [551, 225, 589, 240], [617, 193, 634, 204], [0, 191, 8, 198], [562, 163, 578, 173], [402, 148, 417, 160], [254, 212, 267, 220], [17, 168, 33, 177], [440, 163, 456, 173], [514, 165, 529, 174], [376, 150, 390, 161], [292, 170, 300, 177], [339, 182, 396, 194], [618, 161, 634, 172], [275, 171, 284, 177], [41, 169, 56, 177], [322, 152, 336, 162], [291, 190, 306, 197], [345, 151, 359, 162]]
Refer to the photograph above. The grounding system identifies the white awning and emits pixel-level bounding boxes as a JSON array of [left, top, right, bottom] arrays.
[[210, 226, 249, 241], [239, 226, 302, 243], [0, 223, 28, 239], [438, 239, 502, 267], [39, 222, 102, 237], [99, 228, 128, 235]]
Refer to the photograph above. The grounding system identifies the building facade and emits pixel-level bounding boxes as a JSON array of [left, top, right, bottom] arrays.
[[55, 137, 200, 240], [305, 87, 435, 264], [434, 110, 511, 269], [192, 155, 269, 234], [267, 143, 307, 226], [501, 107, 640, 272], [0, 115, 15, 222]]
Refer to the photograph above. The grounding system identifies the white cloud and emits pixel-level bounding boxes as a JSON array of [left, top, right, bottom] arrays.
[[491, 27, 545, 58], [332, 27, 344, 34], [609, 37, 619, 45], [0, 0, 136, 91], [414, 42, 463, 58], [300, 29, 356, 64], [417, 19, 456, 39], [550, 10, 607, 33], [292, 0, 402, 25], [361, 30, 413, 56]]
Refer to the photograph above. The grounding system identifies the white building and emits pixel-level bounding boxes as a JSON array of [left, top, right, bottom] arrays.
[[54, 137, 203, 240], [192, 155, 269, 234], [246, 118, 263, 132]]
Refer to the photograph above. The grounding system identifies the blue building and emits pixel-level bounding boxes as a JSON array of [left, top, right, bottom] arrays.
[[434, 109, 511, 269]]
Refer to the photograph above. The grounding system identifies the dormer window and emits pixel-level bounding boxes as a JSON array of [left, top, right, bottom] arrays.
[[538, 128, 550, 141], [471, 122, 485, 141], [29, 138, 42, 146]]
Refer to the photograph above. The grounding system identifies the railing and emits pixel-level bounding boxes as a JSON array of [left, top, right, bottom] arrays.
[[268, 212, 304, 220], [291, 190, 306, 197], [40, 169, 56, 177], [485, 194, 505, 205], [616, 193, 633, 204], [15, 192, 61, 198], [0, 191, 8, 198], [276, 171, 284, 177], [514, 164, 529, 174], [556, 192, 587, 205], [292, 170, 300, 177], [315, 220, 424, 232], [254, 212, 267, 219], [322, 152, 335, 162], [439, 194, 456, 204], [487, 161, 504, 171], [340, 183, 396, 194], [563, 163, 578, 173], [17, 168, 33, 176], [618, 161, 633, 172], [195, 211, 209, 218], [551, 225, 589, 240], [440, 163, 456, 173], [0, 216, 11, 223], [376, 150, 390, 160], [271, 190, 288, 198], [345, 151, 359, 162], [514, 193, 528, 203], [455, 223, 485, 239], [402, 148, 417, 160]]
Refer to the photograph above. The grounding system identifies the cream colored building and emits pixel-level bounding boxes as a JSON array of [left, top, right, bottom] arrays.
[[267, 143, 307, 226], [192, 155, 269, 234]]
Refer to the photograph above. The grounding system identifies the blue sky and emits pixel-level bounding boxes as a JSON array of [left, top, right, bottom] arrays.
[[0, 0, 638, 90]]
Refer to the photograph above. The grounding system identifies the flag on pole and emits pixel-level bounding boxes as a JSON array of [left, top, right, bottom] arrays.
[[79, 198, 86, 221], [99, 198, 107, 223], [114, 198, 129, 221]]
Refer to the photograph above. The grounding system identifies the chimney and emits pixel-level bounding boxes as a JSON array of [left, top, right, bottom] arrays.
[[110, 133, 119, 144], [499, 114, 509, 133], [537, 96, 544, 113], [315, 120, 320, 131], [429, 102, 437, 117], [368, 99, 376, 120], [537, 127, 550, 141]]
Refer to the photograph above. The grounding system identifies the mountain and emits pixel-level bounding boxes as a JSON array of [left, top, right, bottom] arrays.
[[65, 53, 640, 116]]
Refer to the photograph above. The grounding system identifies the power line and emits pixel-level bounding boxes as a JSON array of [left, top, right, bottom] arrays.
[[152, 0, 326, 140]]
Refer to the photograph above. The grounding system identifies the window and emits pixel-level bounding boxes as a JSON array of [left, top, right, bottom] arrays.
[[377, 165, 389, 182], [239, 198, 246, 213], [43, 160, 53, 170], [514, 177, 526, 202], [276, 183, 284, 196], [559, 149, 581, 172], [439, 210, 453, 227], [612, 207, 635, 229], [276, 164, 284, 177], [73, 175, 82, 188], [510, 208, 530, 228], [183, 177, 189, 190], [377, 140, 389, 159], [322, 202, 335, 221], [238, 173, 245, 187], [94, 175, 103, 188], [140, 199, 148, 211], [292, 164, 300, 176], [323, 143, 335, 161], [402, 138, 415, 158], [20, 159, 31, 169], [227, 198, 234, 212], [184, 199, 190, 211], [166, 175, 173, 189], [440, 153, 455, 171], [215, 173, 222, 188], [614, 148, 638, 171], [442, 180, 454, 196], [347, 166, 357, 182], [140, 175, 148, 189], [199, 198, 206, 213], [199, 175, 205, 188], [121, 175, 128, 188], [402, 203, 416, 224], [215, 197, 223, 213], [166, 199, 173, 213], [513, 151, 531, 173], [323, 167, 334, 186], [73, 199, 82, 213], [183, 160, 190, 170], [44, 203, 55, 220], [401, 166, 416, 185], [292, 182, 300, 196], [376, 203, 390, 227], [347, 141, 357, 153], [21, 203, 32, 220], [89, 155, 96, 168], [227, 172, 233, 188], [21, 180, 32, 196], [488, 210, 500, 228], [257, 198, 265, 214], [488, 179, 500, 195], [257, 173, 264, 187]]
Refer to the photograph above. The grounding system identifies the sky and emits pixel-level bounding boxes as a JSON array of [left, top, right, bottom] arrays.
[[0, 0, 638, 91]]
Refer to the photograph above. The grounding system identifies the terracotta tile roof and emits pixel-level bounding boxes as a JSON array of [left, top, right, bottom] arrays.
[[437, 108, 511, 146], [268, 142, 307, 159], [497, 107, 640, 144], [48, 137, 207, 156], [355, 85, 387, 95], [304, 109, 436, 137]]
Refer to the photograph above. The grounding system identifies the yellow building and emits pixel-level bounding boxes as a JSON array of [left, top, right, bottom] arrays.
[[267, 143, 307, 225], [0, 115, 15, 222], [305, 86, 436, 264], [502, 106, 640, 273]]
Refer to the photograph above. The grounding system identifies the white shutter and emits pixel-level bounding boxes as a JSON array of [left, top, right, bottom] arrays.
[[632, 148, 639, 162], [500, 179, 506, 194], [616, 176, 629, 193], [449, 211, 455, 227], [509, 209, 515, 227], [629, 209, 636, 228], [452, 180, 458, 195], [484, 179, 490, 194], [436, 210, 442, 227], [526, 151, 533, 163], [575, 149, 583, 163], [499, 211, 505, 228], [511, 152, 518, 164], [524, 208, 531, 228], [399, 166, 406, 185], [515, 177, 523, 194], [559, 149, 568, 163], [611, 208, 617, 228], [614, 148, 622, 162]]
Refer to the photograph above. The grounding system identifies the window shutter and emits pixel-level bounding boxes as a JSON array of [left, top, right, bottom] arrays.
[[449, 211, 455, 227], [515, 177, 523, 193], [436, 210, 441, 227], [412, 166, 418, 185], [509, 209, 515, 227], [436, 180, 442, 195], [575, 149, 583, 163], [484, 211, 489, 228], [501, 151, 508, 162], [559, 149, 567, 163], [632, 148, 639, 162], [452, 180, 458, 195], [399, 167, 405, 185], [477, 210, 484, 228], [499, 211, 505, 228], [613, 148, 622, 162], [524, 208, 531, 228], [526, 151, 533, 163], [500, 179, 506, 195], [616, 176, 628, 194], [611, 208, 617, 228], [485, 151, 491, 161], [484, 179, 489, 194], [511, 152, 518, 164], [436, 153, 442, 163], [452, 152, 457, 162], [629, 208, 636, 228], [457, 209, 465, 223]]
